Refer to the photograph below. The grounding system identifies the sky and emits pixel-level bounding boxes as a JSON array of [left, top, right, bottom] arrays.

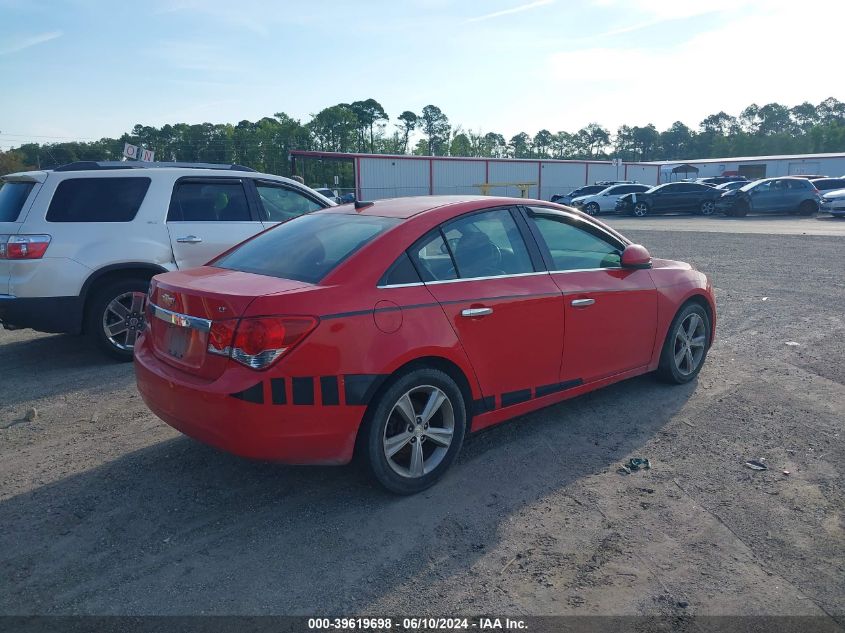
[[1, 0, 844, 150]]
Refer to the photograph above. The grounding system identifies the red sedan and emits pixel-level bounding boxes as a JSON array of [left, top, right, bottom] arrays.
[[135, 196, 716, 494]]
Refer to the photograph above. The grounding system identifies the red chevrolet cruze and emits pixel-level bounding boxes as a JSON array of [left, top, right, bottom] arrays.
[[135, 196, 716, 494]]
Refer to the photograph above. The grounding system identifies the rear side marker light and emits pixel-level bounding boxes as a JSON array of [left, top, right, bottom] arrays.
[[207, 316, 317, 370], [0, 234, 51, 259]]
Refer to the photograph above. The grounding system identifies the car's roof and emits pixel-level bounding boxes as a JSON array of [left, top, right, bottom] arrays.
[[320, 195, 537, 219]]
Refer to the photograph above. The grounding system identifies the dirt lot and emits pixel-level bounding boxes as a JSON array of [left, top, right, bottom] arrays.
[[1, 216, 843, 623]]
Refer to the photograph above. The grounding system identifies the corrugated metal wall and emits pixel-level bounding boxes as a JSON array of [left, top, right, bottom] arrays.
[[359, 157, 430, 200], [432, 159, 486, 195], [624, 164, 661, 185], [539, 162, 587, 199], [487, 161, 540, 198]]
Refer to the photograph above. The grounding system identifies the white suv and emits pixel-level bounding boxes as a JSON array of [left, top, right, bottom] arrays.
[[570, 183, 651, 216], [0, 161, 335, 359]]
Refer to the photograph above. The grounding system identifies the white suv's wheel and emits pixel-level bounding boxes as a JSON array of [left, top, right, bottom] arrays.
[[86, 278, 149, 361]]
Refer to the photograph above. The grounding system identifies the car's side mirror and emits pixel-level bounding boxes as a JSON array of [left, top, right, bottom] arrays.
[[621, 244, 652, 269]]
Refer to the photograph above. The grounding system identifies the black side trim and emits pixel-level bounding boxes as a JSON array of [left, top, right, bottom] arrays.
[[292, 377, 315, 405], [270, 378, 287, 405], [501, 389, 532, 407], [319, 294, 561, 321], [230, 382, 264, 405], [320, 376, 340, 406], [535, 379, 583, 398], [344, 374, 388, 406], [472, 396, 495, 415]]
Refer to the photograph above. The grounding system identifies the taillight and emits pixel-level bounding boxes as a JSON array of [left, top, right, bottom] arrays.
[[207, 320, 237, 357], [0, 235, 51, 259], [208, 316, 317, 370]]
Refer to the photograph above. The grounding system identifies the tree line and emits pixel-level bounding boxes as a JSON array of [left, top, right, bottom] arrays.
[[2, 97, 845, 180]]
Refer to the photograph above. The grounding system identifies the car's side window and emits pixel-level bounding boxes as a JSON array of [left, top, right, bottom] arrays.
[[255, 182, 324, 222], [787, 180, 808, 190], [379, 252, 422, 286], [408, 231, 458, 282], [441, 208, 534, 279], [168, 180, 252, 222], [526, 208, 623, 271], [47, 177, 151, 222]]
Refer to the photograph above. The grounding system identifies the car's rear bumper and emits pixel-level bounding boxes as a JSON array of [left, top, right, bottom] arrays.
[[134, 334, 363, 465], [0, 295, 84, 333]]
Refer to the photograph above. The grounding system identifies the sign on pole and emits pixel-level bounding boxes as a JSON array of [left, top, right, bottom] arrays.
[[123, 143, 139, 160], [140, 148, 155, 162]]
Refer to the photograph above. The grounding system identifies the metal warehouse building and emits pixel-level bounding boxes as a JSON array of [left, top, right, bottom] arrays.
[[644, 152, 845, 182], [290, 150, 845, 201]]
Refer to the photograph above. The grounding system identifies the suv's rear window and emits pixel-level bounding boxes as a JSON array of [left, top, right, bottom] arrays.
[[215, 213, 400, 283], [0, 181, 35, 222], [46, 177, 151, 222]]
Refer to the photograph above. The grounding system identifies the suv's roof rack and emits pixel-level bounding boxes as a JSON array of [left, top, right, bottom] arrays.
[[53, 161, 257, 172]]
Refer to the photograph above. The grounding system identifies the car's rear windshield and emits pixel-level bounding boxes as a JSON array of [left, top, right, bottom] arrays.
[[0, 181, 35, 222], [214, 213, 401, 283]]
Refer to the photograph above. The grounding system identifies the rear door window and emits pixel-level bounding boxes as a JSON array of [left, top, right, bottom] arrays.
[[168, 180, 251, 221], [215, 213, 400, 283], [0, 181, 35, 221], [46, 177, 150, 222], [441, 208, 534, 279]]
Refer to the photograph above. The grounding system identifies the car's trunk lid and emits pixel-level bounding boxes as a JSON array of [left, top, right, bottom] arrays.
[[147, 266, 311, 379]]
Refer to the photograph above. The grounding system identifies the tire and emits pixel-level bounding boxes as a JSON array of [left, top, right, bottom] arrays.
[[656, 302, 711, 384], [584, 202, 600, 216], [632, 201, 650, 217], [699, 200, 716, 216], [360, 368, 467, 495], [86, 278, 150, 361], [798, 200, 817, 216]]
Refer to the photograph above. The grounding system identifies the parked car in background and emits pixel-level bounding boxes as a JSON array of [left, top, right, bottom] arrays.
[[615, 182, 722, 217], [715, 180, 751, 192], [313, 187, 340, 203], [135, 195, 716, 493], [570, 183, 651, 216], [0, 161, 334, 359], [818, 189, 845, 216], [338, 192, 356, 204], [790, 174, 827, 180], [551, 181, 634, 205], [808, 177, 845, 192], [716, 177, 821, 216]]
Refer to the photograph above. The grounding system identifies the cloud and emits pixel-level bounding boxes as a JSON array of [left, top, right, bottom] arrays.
[[466, 0, 554, 23], [536, 0, 842, 135], [0, 30, 62, 55]]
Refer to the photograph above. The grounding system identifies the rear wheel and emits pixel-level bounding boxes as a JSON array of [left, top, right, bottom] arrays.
[[656, 303, 711, 384], [86, 278, 150, 361], [584, 202, 600, 216], [632, 202, 650, 217], [699, 200, 716, 216], [360, 368, 466, 494]]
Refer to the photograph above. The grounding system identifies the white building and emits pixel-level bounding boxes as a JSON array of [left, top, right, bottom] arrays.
[[645, 152, 845, 182], [289, 150, 845, 201]]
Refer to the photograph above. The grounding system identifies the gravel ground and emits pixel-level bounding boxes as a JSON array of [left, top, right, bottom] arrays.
[[0, 217, 843, 623]]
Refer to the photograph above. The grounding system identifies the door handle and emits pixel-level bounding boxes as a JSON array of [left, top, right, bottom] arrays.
[[176, 235, 203, 244], [571, 298, 595, 307], [461, 307, 493, 317]]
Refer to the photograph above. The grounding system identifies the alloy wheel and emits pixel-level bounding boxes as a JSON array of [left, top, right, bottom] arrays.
[[382, 385, 455, 478], [585, 202, 600, 216], [701, 201, 716, 215], [633, 202, 649, 217], [673, 313, 707, 376], [102, 291, 147, 352]]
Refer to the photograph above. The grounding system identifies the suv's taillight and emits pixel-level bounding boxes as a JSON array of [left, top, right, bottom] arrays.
[[207, 316, 317, 370], [0, 235, 51, 259]]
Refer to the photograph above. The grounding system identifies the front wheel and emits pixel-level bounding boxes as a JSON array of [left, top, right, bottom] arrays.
[[632, 202, 650, 217], [584, 202, 600, 216], [86, 278, 150, 361], [798, 200, 817, 216], [360, 368, 467, 494], [656, 303, 711, 384]]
